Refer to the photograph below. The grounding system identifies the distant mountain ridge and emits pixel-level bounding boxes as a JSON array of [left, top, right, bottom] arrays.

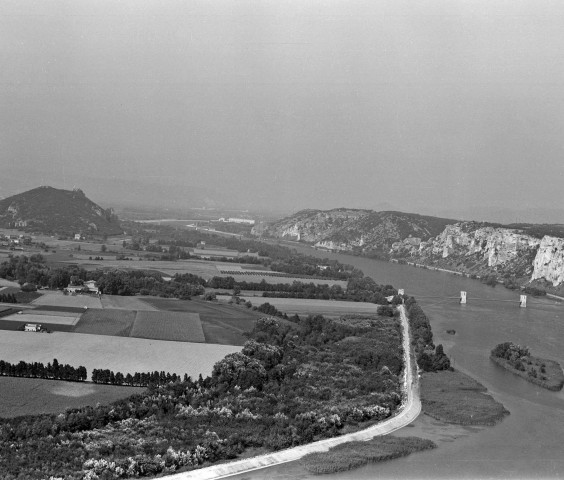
[[0, 186, 122, 236], [252, 208, 564, 290], [252, 208, 456, 253]]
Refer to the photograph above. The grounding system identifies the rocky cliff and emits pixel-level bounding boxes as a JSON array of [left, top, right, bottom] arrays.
[[252, 209, 454, 254], [255, 209, 564, 288], [392, 222, 564, 287], [531, 236, 564, 286]]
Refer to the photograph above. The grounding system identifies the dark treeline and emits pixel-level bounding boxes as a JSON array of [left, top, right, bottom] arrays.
[[0, 293, 17, 303], [209, 276, 398, 304], [0, 309, 405, 479], [404, 297, 450, 372], [0, 358, 87, 382], [91, 270, 206, 299], [92, 368, 184, 387]]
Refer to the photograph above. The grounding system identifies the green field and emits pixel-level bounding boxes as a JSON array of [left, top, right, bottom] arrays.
[[0, 331, 240, 378], [130, 310, 205, 342], [32, 292, 103, 308], [0, 376, 143, 419], [74, 308, 137, 336], [100, 295, 157, 310], [142, 297, 263, 345], [2, 312, 80, 325]]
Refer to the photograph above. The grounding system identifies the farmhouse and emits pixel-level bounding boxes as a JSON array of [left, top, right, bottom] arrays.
[[65, 285, 84, 294], [24, 323, 41, 332], [83, 280, 99, 294]]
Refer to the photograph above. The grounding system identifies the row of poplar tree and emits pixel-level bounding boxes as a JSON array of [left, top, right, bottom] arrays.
[[0, 359, 184, 387]]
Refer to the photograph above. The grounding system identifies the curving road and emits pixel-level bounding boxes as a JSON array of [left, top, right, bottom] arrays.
[[163, 305, 421, 480]]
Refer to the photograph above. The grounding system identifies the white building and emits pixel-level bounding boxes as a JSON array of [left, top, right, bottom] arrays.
[[228, 218, 255, 225]]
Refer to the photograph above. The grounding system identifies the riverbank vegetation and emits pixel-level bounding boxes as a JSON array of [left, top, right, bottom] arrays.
[[490, 342, 564, 391], [300, 435, 436, 474], [404, 297, 450, 372], [0, 311, 405, 479], [421, 369, 509, 425]]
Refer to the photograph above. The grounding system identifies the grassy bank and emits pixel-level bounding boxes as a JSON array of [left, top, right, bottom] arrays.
[[421, 369, 509, 425], [490, 355, 564, 391], [300, 436, 436, 474]]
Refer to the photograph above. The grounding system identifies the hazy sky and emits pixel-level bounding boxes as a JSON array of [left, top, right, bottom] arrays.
[[2, 0, 564, 221]]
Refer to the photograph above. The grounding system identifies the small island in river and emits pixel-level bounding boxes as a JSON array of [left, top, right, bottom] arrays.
[[490, 342, 564, 391]]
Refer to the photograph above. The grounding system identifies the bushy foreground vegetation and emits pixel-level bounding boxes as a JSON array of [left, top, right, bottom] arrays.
[[300, 436, 436, 474], [491, 342, 564, 391], [0, 312, 405, 479]]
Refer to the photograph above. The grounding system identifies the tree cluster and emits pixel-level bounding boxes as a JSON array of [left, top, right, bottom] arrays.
[[0, 358, 87, 382], [91, 369, 184, 387], [0, 293, 17, 303], [404, 297, 451, 372], [491, 342, 530, 371], [209, 276, 396, 305]]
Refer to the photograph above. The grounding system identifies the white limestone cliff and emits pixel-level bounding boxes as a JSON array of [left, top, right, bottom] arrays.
[[531, 236, 564, 286]]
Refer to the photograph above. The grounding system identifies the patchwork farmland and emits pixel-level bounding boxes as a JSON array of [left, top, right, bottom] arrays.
[[74, 309, 137, 336], [141, 297, 264, 345]]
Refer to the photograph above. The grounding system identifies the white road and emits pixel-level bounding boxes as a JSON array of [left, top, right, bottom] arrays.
[[163, 305, 421, 480]]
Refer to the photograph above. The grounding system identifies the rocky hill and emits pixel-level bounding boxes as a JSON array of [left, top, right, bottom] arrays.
[[0, 186, 122, 236], [253, 209, 564, 289], [251, 208, 455, 254]]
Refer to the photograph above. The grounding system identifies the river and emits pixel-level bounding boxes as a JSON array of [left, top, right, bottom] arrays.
[[230, 244, 564, 479]]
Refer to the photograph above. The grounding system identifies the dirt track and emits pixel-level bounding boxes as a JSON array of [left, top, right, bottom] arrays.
[[163, 305, 421, 480]]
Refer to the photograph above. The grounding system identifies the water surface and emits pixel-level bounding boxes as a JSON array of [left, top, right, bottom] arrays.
[[231, 245, 564, 479]]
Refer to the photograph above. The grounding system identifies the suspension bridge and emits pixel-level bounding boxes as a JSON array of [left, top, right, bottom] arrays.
[[396, 288, 560, 308]]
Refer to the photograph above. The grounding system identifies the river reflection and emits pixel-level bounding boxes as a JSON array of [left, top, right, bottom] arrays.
[[230, 244, 564, 479]]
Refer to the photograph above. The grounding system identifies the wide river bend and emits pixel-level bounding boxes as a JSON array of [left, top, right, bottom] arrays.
[[230, 243, 564, 480]]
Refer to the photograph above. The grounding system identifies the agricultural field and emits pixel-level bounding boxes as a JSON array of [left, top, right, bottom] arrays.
[[74, 309, 137, 337], [0, 376, 142, 419], [32, 292, 103, 308], [100, 295, 157, 310], [130, 310, 205, 343], [142, 297, 263, 346], [1, 312, 80, 326], [236, 296, 382, 317], [0, 331, 240, 378]]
